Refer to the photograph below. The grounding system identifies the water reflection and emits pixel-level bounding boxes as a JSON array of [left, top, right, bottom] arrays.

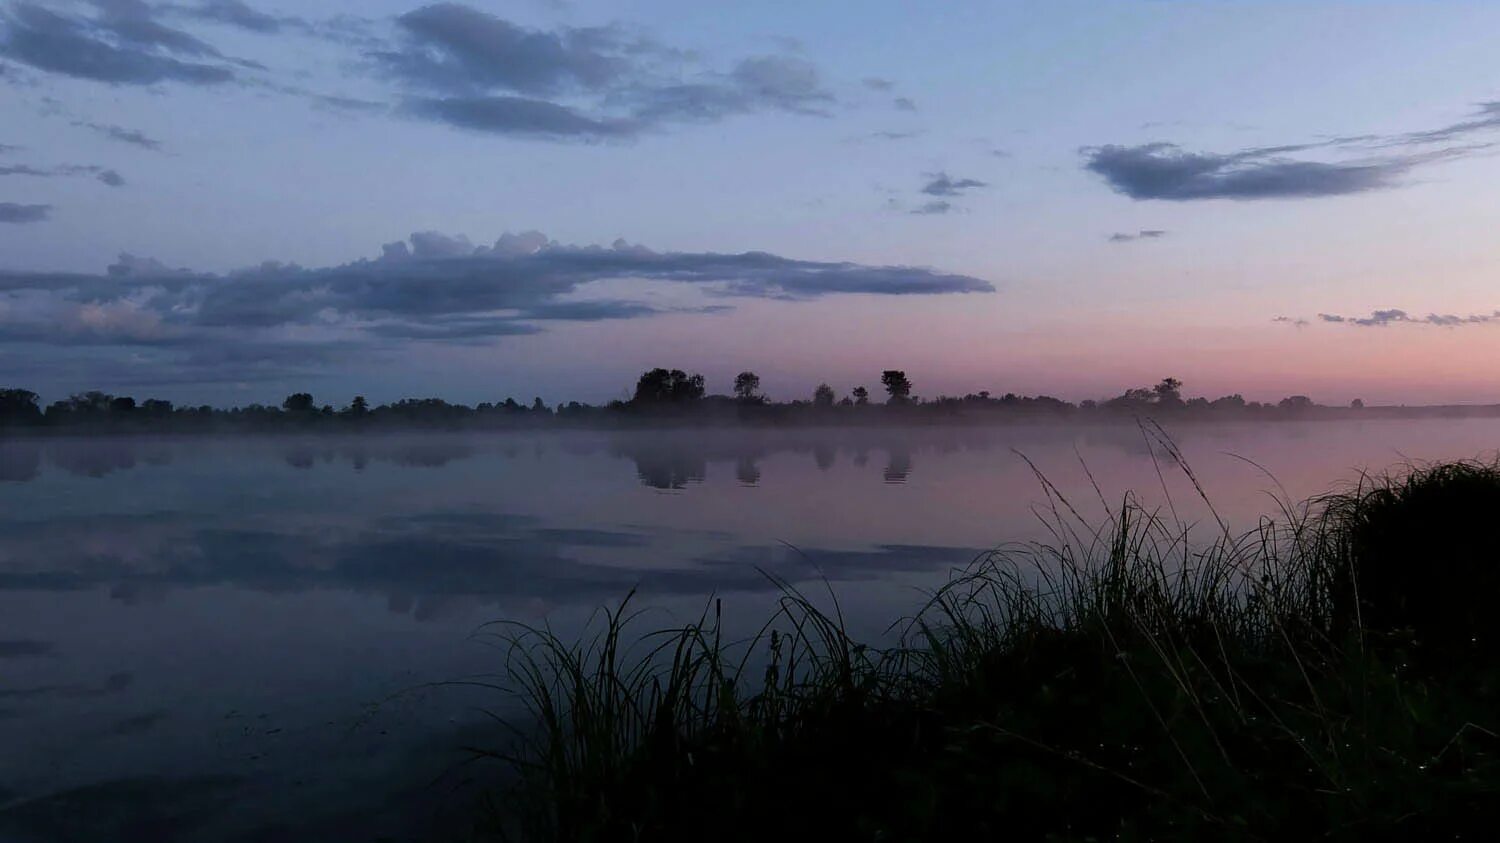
[[5, 421, 1500, 841], [0, 436, 493, 483], [0, 442, 40, 482], [0, 506, 979, 620], [619, 441, 707, 490], [883, 446, 912, 484], [735, 456, 761, 486], [0, 424, 1250, 489]]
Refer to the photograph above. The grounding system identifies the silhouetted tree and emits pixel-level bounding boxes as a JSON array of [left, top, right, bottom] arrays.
[[73, 392, 112, 413], [1351, 398, 1365, 409], [881, 371, 912, 404], [110, 396, 136, 414], [1153, 377, 1183, 406], [282, 393, 315, 413], [633, 368, 706, 404], [348, 395, 369, 416], [733, 371, 761, 402], [532, 397, 549, 414], [813, 383, 836, 407], [1107, 387, 1156, 409], [1279, 395, 1314, 410], [141, 398, 174, 417], [852, 386, 870, 405], [0, 388, 41, 424]]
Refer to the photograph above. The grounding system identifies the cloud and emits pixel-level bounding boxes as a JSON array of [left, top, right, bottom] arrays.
[[0, 161, 126, 186], [1387, 101, 1500, 146], [1108, 229, 1167, 243], [893, 96, 915, 111], [376, 4, 627, 96], [0, 1, 237, 85], [1315, 308, 1500, 327], [899, 171, 988, 214], [920, 171, 988, 197], [403, 94, 634, 139], [373, 4, 835, 139], [172, 0, 302, 35], [1083, 142, 1418, 200], [0, 638, 53, 658], [0, 230, 992, 381], [1272, 315, 1308, 328], [72, 120, 164, 150], [911, 200, 953, 215], [626, 55, 833, 126], [1085, 101, 1500, 201], [861, 76, 893, 91], [0, 202, 48, 222]]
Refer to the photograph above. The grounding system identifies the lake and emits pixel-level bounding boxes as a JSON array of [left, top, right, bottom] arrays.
[[2, 418, 1498, 841]]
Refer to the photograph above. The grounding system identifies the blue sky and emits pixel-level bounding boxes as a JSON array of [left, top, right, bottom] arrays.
[[4, 1, 1500, 406]]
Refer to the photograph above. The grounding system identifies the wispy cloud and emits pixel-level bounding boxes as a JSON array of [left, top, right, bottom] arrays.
[[0, 161, 125, 187], [1108, 229, 1167, 243], [1084, 101, 1500, 201], [0, 1, 238, 86], [921, 171, 987, 197], [0, 202, 48, 222], [910, 200, 953, 215], [1316, 308, 1500, 327], [844, 130, 919, 145], [1085, 142, 1419, 200], [372, 4, 835, 140], [72, 120, 164, 150], [169, 0, 305, 35]]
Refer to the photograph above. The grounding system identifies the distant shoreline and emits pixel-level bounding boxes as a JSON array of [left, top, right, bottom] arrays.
[[5, 400, 1500, 438], [6, 371, 1500, 435]]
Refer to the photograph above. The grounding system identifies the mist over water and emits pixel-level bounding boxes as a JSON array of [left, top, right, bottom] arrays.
[[3, 418, 1499, 840]]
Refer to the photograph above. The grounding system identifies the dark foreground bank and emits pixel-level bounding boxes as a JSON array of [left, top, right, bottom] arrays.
[[475, 456, 1500, 842]]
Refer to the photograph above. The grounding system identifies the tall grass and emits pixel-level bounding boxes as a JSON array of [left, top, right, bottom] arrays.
[[474, 443, 1500, 841]]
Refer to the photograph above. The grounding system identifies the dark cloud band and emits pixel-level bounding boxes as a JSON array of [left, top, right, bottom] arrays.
[[0, 230, 993, 381]]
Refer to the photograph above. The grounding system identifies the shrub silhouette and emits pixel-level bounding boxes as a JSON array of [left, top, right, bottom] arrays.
[[1323, 460, 1500, 655]]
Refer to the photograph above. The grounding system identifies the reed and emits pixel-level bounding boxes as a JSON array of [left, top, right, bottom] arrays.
[[476, 449, 1500, 841]]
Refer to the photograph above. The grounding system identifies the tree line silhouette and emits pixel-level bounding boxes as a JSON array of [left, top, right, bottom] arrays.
[[0, 371, 1418, 433]]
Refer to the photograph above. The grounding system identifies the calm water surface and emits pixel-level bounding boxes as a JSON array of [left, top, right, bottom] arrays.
[[2, 419, 1498, 841]]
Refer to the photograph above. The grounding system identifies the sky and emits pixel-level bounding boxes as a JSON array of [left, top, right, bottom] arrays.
[[3, 0, 1500, 407]]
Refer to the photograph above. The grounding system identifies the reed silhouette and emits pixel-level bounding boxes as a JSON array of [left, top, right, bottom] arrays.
[[475, 444, 1500, 841]]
